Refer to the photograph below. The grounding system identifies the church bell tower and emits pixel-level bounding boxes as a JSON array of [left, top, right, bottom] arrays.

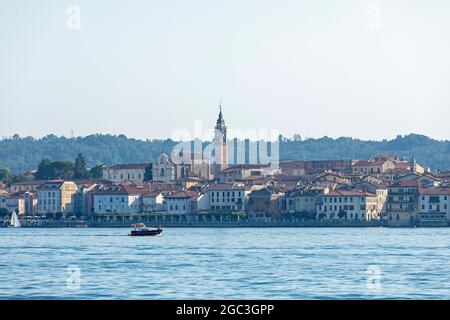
[[212, 102, 228, 175]]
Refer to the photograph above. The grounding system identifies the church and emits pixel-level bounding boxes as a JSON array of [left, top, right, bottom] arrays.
[[152, 105, 229, 182], [210, 104, 228, 177]]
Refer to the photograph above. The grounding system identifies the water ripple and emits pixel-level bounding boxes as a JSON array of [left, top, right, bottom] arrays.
[[1, 227, 450, 299]]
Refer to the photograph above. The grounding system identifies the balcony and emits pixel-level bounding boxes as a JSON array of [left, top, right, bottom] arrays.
[[388, 191, 418, 196], [387, 199, 417, 204]]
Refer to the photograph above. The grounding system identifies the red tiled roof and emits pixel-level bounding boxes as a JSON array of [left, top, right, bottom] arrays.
[[206, 184, 245, 191], [325, 189, 376, 197], [11, 180, 49, 186], [393, 162, 410, 169], [92, 184, 146, 196], [142, 191, 163, 197], [219, 164, 271, 173], [164, 190, 199, 199], [390, 179, 420, 187], [353, 160, 387, 167], [419, 188, 450, 195], [107, 163, 149, 170]]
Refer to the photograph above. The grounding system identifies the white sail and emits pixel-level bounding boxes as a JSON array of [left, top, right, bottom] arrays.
[[10, 211, 21, 227]]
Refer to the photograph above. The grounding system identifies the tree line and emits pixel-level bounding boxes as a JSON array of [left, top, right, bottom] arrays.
[[0, 133, 450, 176], [0, 154, 104, 185]]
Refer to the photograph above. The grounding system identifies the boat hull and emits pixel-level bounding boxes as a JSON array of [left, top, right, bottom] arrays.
[[130, 229, 162, 236]]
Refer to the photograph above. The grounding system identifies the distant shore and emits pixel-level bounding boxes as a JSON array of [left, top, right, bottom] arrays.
[[2, 219, 449, 228]]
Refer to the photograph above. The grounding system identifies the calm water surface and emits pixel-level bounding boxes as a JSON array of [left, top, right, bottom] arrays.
[[0, 227, 449, 299]]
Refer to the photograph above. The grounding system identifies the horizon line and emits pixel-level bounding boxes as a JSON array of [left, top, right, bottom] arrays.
[[1, 132, 449, 143]]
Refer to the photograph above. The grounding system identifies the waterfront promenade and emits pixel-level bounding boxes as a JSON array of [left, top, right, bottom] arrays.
[[2, 213, 448, 228], [1, 215, 384, 228], [89, 219, 383, 228]]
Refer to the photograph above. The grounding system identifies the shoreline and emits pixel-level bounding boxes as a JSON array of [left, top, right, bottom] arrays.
[[2, 219, 449, 228]]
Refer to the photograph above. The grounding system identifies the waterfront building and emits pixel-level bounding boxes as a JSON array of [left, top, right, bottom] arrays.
[[247, 187, 282, 220], [316, 188, 379, 221], [164, 190, 199, 214], [92, 184, 144, 214], [204, 184, 246, 212], [0, 192, 6, 211], [386, 179, 420, 226], [141, 191, 165, 212], [280, 184, 330, 215], [1, 191, 37, 216], [102, 163, 148, 184], [0, 191, 7, 201], [0, 192, 25, 214], [74, 182, 99, 216], [37, 181, 78, 215], [23, 191, 38, 216], [418, 188, 450, 226], [352, 181, 388, 215]]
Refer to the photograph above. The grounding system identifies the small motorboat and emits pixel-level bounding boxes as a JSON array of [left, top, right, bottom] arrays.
[[129, 223, 162, 236]]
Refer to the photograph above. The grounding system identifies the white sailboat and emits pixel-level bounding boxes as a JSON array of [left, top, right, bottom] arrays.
[[9, 210, 21, 228]]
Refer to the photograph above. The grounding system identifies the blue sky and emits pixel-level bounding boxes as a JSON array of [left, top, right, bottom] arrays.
[[1, 0, 449, 140]]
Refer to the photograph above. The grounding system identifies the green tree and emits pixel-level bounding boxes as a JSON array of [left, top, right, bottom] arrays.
[[12, 173, 35, 184], [89, 165, 104, 179], [35, 158, 52, 180], [0, 208, 9, 218], [50, 161, 74, 179], [144, 163, 153, 181], [74, 153, 89, 179], [0, 168, 13, 185], [36, 158, 74, 180], [1, 133, 450, 173]]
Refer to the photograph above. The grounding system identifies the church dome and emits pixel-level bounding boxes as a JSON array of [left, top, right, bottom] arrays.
[[157, 152, 170, 164]]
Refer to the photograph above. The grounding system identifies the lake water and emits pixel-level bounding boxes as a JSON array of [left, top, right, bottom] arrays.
[[0, 227, 449, 299]]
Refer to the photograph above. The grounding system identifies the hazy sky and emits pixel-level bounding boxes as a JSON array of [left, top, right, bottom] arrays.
[[1, 0, 449, 141]]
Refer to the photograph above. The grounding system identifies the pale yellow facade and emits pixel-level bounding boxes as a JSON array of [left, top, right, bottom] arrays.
[[37, 181, 78, 214]]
